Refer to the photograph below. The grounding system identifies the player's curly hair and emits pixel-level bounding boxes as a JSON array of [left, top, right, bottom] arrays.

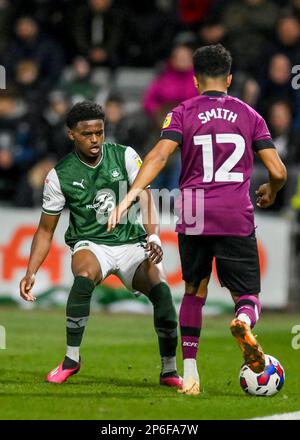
[[193, 44, 232, 78], [66, 101, 105, 128]]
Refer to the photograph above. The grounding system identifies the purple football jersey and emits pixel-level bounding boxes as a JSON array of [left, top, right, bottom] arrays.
[[161, 91, 275, 236]]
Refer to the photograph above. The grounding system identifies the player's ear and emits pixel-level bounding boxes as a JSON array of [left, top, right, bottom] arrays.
[[67, 129, 75, 141], [193, 75, 199, 90], [226, 74, 233, 88]]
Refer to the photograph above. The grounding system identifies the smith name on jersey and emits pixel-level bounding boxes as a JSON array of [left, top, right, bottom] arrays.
[[42, 143, 147, 248]]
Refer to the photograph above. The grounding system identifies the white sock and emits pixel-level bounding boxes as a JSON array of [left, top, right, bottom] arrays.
[[161, 356, 177, 374], [66, 345, 80, 363], [237, 313, 251, 327], [183, 359, 199, 384]]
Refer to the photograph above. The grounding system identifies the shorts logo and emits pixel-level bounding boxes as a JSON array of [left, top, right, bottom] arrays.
[[77, 242, 89, 248], [162, 112, 173, 129]]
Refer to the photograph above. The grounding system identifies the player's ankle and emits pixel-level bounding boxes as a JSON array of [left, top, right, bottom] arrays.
[[183, 358, 199, 383]]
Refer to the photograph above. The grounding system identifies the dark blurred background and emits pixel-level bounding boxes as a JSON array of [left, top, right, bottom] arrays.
[[0, 0, 300, 212]]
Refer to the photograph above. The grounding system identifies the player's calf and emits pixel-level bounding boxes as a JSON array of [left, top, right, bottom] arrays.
[[148, 282, 182, 386], [234, 294, 261, 328]]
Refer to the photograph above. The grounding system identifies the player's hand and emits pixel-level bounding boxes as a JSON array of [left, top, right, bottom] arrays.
[[256, 183, 276, 208], [146, 237, 163, 264], [19, 274, 36, 302], [107, 199, 130, 232]]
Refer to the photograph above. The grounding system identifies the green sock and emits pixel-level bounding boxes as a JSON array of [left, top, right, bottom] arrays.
[[66, 276, 95, 347], [148, 282, 178, 358]]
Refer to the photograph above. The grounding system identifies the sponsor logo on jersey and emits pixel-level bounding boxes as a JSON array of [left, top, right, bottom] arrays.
[[86, 189, 116, 224], [162, 112, 173, 129]]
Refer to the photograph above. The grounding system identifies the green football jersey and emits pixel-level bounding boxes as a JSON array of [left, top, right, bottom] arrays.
[[42, 143, 147, 248]]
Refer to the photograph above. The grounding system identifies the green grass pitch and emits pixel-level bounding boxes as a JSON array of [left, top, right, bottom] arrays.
[[0, 308, 299, 420]]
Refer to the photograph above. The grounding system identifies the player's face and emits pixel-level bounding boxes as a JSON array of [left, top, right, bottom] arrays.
[[69, 119, 105, 160]]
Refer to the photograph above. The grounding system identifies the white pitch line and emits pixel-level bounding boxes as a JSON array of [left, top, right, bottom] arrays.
[[251, 411, 300, 420]]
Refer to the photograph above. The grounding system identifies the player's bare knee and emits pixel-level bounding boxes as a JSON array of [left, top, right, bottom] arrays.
[[75, 269, 98, 283]]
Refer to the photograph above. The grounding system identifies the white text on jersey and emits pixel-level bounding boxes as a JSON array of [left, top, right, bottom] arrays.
[[198, 108, 238, 125]]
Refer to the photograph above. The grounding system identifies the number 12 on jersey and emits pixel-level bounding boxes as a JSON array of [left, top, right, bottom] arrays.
[[193, 133, 245, 183]]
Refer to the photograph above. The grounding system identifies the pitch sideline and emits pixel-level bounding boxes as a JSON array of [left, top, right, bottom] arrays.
[[251, 410, 300, 420]]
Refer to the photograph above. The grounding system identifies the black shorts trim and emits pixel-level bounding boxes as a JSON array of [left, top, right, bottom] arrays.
[[178, 232, 260, 295]]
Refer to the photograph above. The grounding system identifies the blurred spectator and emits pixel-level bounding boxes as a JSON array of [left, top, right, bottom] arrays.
[[70, 0, 124, 68], [290, 0, 300, 21], [258, 53, 295, 117], [274, 13, 300, 64], [104, 93, 151, 155], [252, 99, 300, 211], [0, 91, 46, 201], [14, 157, 56, 207], [230, 72, 260, 108], [2, 16, 64, 89], [199, 22, 226, 45], [143, 44, 197, 126], [178, 0, 215, 29], [267, 100, 299, 164], [122, 0, 177, 66], [60, 56, 108, 105], [42, 90, 73, 160], [221, 0, 279, 76], [0, 0, 16, 54], [143, 43, 197, 190], [13, 59, 47, 119]]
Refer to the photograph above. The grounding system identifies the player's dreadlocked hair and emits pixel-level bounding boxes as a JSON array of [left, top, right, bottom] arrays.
[[66, 101, 105, 128], [193, 44, 232, 78]]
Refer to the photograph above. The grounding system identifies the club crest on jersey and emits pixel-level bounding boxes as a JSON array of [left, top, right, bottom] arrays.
[[110, 168, 123, 182], [162, 112, 173, 129]]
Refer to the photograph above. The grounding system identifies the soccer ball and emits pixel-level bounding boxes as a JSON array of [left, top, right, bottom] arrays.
[[239, 354, 285, 396]]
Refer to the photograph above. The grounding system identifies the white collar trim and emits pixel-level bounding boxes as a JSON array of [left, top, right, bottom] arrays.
[[75, 146, 105, 169]]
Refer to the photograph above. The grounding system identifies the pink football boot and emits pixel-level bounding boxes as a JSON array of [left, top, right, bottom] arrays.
[[46, 358, 80, 383], [160, 372, 183, 388]]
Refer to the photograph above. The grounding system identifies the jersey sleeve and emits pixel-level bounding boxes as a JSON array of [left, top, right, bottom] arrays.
[[160, 104, 183, 145], [42, 168, 66, 215], [124, 146, 146, 186], [252, 112, 275, 152]]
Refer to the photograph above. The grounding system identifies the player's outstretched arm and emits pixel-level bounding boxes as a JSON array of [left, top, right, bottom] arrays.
[[255, 148, 287, 208], [107, 139, 178, 231], [19, 213, 60, 301], [139, 188, 163, 264]]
